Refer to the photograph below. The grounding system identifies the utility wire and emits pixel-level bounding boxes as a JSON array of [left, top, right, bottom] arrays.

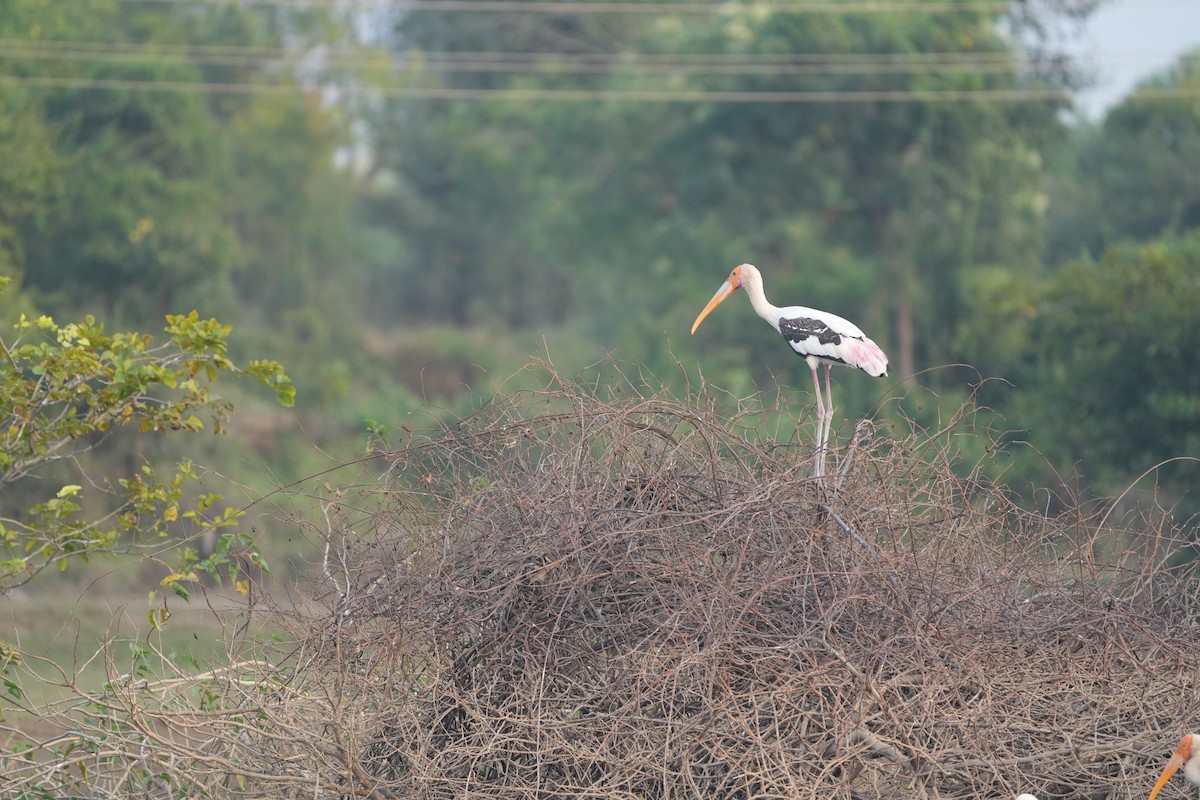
[[3, 37, 1185, 68], [120, 0, 1025, 15], [0, 38, 1036, 62], [3, 38, 1177, 80], [0, 41, 1053, 77], [2, 72, 1197, 103]]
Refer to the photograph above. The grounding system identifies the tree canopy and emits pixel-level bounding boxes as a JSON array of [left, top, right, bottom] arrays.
[[0, 281, 293, 595], [3, 2, 1200, 795], [0, 1, 1196, 530]]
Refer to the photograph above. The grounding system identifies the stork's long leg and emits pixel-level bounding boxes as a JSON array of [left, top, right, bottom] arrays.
[[810, 362, 827, 478], [823, 363, 835, 451]]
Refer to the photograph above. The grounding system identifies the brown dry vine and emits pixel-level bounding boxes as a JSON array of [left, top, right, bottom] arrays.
[[3, 361, 1199, 799]]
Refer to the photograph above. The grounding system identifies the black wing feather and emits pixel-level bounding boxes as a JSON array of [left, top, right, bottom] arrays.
[[778, 316, 843, 347]]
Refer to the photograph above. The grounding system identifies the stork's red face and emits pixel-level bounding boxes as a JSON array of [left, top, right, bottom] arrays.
[[1149, 735, 1195, 800], [725, 265, 744, 289], [690, 265, 745, 335]]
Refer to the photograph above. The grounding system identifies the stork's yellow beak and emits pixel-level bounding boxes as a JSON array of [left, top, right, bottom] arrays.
[[690, 267, 743, 335], [1149, 736, 1193, 800]]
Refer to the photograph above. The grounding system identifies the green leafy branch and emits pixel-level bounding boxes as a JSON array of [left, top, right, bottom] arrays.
[[0, 283, 294, 594]]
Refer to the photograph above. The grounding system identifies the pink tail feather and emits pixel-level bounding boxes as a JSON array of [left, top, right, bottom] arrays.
[[848, 338, 889, 377]]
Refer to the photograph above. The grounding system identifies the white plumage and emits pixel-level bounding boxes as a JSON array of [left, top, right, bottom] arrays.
[[690, 263, 888, 475], [1150, 734, 1200, 799]]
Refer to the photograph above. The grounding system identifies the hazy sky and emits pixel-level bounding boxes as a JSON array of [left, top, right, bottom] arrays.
[[1069, 0, 1200, 118]]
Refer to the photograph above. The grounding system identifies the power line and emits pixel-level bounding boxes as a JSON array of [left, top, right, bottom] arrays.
[[4, 72, 1197, 103], [5, 38, 1178, 81], [122, 0, 1022, 14], [0, 41, 1051, 77], [0, 38, 1027, 61], [0, 73, 1044, 99], [3, 37, 1185, 68], [0, 38, 1051, 64]]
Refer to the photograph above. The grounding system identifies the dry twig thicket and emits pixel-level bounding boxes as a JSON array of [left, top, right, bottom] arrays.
[[4, 362, 1200, 799]]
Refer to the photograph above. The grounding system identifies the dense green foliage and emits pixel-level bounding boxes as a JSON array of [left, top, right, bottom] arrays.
[[0, 292, 293, 593], [0, 2, 1197, 526], [1047, 52, 1200, 262], [4, 5, 1199, 789], [963, 231, 1200, 507], [375, 2, 1069, 390]]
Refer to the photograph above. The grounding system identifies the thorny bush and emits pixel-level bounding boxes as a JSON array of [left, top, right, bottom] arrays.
[[4, 362, 1199, 799]]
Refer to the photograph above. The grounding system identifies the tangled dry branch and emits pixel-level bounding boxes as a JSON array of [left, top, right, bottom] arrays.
[[5, 363, 1200, 799]]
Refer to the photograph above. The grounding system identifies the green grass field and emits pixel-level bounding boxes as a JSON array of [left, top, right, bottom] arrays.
[[1, 563, 259, 730]]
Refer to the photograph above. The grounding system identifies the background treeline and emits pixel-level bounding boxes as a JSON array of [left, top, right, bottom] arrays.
[[1, 0, 1198, 523]]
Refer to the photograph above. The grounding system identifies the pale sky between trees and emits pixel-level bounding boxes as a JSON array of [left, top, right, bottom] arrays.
[[1070, 0, 1200, 117]]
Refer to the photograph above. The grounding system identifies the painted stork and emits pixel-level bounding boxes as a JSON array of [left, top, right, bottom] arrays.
[[690, 263, 888, 473], [1150, 734, 1200, 799]]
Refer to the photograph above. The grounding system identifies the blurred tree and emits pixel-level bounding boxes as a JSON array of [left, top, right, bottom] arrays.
[[0, 100, 58, 279], [366, 5, 676, 328], [0, 0, 79, 281], [7, 0, 245, 319], [219, 90, 374, 411], [1046, 50, 1200, 262], [1, 0, 375, 415], [0, 277, 293, 596], [26, 79, 239, 320], [962, 231, 1200, 508], [370, 0, 1086, 414], [662, 6, 1077, 387]]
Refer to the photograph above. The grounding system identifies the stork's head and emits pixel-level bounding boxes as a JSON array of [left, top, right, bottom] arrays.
[[690, 264, 754, 335], [1149, 734, 1200, 800]]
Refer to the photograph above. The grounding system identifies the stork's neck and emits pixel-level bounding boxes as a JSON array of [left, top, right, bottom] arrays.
[[1185, 734, 1200, 787], [739, 265, 780, 323]]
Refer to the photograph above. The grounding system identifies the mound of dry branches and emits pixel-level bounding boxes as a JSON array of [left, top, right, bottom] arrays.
[[7, 365, 1200, 799]]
